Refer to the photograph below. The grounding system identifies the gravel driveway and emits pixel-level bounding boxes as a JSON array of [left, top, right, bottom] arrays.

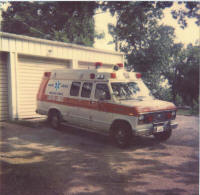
[[0, 115, 198, 195]]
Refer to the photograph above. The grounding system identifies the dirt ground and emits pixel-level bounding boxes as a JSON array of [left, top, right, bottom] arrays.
[[0, 115, 199, 195]]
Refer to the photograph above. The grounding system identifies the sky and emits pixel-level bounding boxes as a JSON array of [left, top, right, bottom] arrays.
[[94, 4, 200, 51]]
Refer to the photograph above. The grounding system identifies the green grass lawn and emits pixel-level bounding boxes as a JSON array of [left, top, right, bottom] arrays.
[[177, 109, 193, 116]]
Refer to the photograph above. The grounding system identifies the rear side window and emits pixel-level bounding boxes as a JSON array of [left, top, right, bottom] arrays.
[[81, 82, 93, 98], [70, 82, 81, 96]]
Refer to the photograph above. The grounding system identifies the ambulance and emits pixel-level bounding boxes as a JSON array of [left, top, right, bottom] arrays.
[[36, 63, 178, 148]]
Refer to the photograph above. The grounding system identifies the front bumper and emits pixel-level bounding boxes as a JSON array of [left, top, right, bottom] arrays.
[[134, 121, 178, 136]]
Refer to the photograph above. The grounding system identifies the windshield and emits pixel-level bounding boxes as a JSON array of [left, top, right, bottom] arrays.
[[111, 81, 154, 100]]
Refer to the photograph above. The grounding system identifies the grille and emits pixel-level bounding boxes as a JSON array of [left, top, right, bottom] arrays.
[[153, 112, 167, 123]]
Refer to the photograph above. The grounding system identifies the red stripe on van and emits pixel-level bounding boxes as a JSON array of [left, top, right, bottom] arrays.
[[40, 96, 176, 116], [37, 77, 49, 101], [41, 97, 137, 116]]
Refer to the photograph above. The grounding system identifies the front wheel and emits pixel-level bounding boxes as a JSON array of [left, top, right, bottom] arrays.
[[153, 129, 172, 141], [112, 123, 132, 148]]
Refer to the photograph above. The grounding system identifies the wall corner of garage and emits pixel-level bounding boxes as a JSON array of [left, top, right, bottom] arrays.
[[7, 52, 18, 120]]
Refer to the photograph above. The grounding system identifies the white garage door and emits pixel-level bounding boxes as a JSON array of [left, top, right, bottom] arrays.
[[18, 55, 70, 119], [78, 61, 112, 69], [0, 52, 9, 121]]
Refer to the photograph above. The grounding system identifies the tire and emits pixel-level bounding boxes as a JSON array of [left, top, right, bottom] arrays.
[[153, 129, 172, 141], [49, 111, 61, 129], [111, 122, 132, 148]]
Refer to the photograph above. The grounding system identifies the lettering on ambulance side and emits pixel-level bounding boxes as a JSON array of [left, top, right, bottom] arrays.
[[45, 80, 69, 97]]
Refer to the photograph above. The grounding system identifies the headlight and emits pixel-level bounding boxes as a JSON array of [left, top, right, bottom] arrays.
[[172, 111, 176, 116], [171, 110, 176, 120], [138, 114, 153, 124]]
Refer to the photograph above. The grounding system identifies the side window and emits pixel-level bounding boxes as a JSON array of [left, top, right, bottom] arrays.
[[95, 84, 111, 100], [81, 82, 93, 98], [70, 82, 81, 96]]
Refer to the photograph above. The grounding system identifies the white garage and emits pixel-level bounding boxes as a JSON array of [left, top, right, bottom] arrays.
[[17, 55, 71, 118], [0, 32, 124, 120], [0, 52, 9, 120]]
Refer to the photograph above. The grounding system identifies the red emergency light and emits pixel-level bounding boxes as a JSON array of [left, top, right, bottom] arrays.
[[117, 63, 124, 68], [110, 73, 116, 79], [44, 72, 51, 77], [136, 73, 142, 79], [95, 62, 103, 69], [90, 73, 95, 79]]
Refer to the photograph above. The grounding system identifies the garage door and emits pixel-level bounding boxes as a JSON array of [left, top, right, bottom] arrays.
[[18, 55, 70, 119], [0, 52, 9, 121], [78, 61, 112, 69]]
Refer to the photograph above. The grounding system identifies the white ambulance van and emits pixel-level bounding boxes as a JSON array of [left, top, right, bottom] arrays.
[[36, 63, 178, 148]]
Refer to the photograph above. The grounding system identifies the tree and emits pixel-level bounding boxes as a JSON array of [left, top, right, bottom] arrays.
[[102, 2, 199, 103], [170, 2, 200, 28], [102, 2, 176, 96], [2, 2, 101, 46], [177, 45, 199, 105], [102, 2, 164, 52], [102, 2, 199, 50]]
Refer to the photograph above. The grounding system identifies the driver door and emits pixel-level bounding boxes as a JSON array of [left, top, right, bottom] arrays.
[[89, 83, 113, 133]]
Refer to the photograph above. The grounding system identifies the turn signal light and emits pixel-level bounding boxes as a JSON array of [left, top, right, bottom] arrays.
[[147, 115, 153, 122], [166, 112, 172, 119]]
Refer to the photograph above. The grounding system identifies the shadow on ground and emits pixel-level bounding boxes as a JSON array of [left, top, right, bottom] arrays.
[[0, 120, 198, 195]]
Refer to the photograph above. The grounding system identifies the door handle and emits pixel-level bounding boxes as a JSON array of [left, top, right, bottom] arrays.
[[90, 101, 96, 104]]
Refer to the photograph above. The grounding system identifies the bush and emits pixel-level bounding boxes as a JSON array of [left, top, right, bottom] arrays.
[[190, 99, 199, 115], [175, 94, 184, 106], [153, 87, 173, 102]]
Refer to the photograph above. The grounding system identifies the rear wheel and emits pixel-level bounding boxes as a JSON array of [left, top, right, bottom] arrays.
[[153, 129, 172, 141], [111, 122, 132, 148], [49, 111, 61, 129]]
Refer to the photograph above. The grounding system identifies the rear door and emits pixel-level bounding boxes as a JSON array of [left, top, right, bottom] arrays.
[[74, 82, 94, 128]]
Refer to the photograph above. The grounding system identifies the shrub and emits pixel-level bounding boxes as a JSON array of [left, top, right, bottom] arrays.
[[190, 99, 199, 115], [175, 94, 184, 106]]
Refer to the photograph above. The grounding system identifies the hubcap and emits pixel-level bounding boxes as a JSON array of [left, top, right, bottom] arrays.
[[116, 130, 125, 144]]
